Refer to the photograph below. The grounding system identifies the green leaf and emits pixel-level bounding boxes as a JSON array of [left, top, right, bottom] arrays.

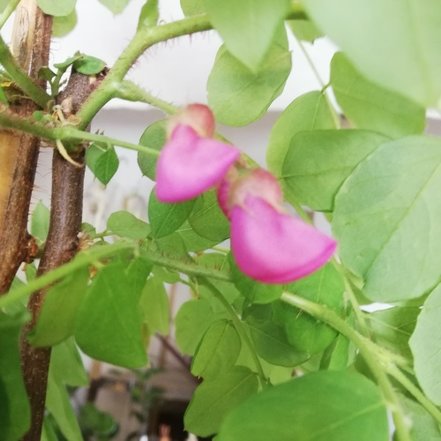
[[99, 0, 130, 14], [410, 284, 441, 404], [177, 222, 218, 252], [175, 299, 217, 355], [86, 143, 119, 185], [30, 267, 89, 346], [73, 55, 106, 75], [53, 9, 77, 37], [148, 189, 195, 238], [75, 263, 147, 368], [31, 200, 50, 243], [0, 313, 30, 441], [189, 190, 230, 242], [367, 306, 419, 361], [37, 0, 76, 16], [245, 305, 309, 367], [333, 135, 441, 301], [330, 52, 425, 138], [266, 91, 336, 177], [184, 366, 259, 436], [180, 0, 204, 16], [281, 129, 388, 212], [288, 19, 322, 42], [217, 370, 388, 441], [107, 211, 150, 239], [191, 320, 241, 379], [137, 120, 166, 181], [275, 263, 344, 354], [206, 0, 289, 71], [208, 33, 291, 126], [304, 0, 441, 106], [137, 0, 159, 30], [139, 276, 169, 335]]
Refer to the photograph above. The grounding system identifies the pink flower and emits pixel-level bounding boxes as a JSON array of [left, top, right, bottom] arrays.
[[155, 104, 240, 203], [220, 169, 337, 284]]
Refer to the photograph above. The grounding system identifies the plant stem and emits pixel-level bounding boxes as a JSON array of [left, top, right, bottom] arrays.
[[0, 0, 20, 29], [0, 35, 50, 108], [201, 278, 267, 387], [281, 292, 412, 441]]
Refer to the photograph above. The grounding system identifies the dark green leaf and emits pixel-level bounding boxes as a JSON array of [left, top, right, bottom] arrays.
[[217, 370, 388, 441], [107, 210, 150, 239], [30, 267, 89, 346], [86, 143, 119, 185], [333, 136, 441, 301], [331, 52, 425, 138], [75, 263, 147, 368], [177, 222, 218, 252], [208, 32, 291, 126], [281, 129, 388, 212], [99, 0, 130, 14], [148, 189, 195, 238], [137, 120, 166, 181], [31, 200, 50, 243], [266, 91, 336, 177], [139, 276, 169, 335], [37, 0, 76, 16], [206, 0, 289, 71], [184, 366, 259, 436]]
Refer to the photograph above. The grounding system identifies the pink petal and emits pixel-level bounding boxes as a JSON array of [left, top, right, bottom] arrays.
[[231, 196, 337, 283], [156, 125, 240, 203]]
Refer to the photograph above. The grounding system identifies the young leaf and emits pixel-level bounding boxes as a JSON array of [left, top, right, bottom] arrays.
[[205, 0, 289, 71], [266, 91, 336, 177], [333, 136, 441, 301], [217, 370, 388, 441], [31, 200, 50, 243], [37, 0, 76, 17], [148, 189, 195, 238], [75, 263, 147, 368], [184, 366, 259, 436], [107, 211, 150, 239], [73, 55, 106, 75], [189, 190, 230, 242], [139, 276, 170, 335], [410, 283, 441, 404], [86, 143, 119, 185], [208, 32, 291, 126], [99, 0, 130, 14], [137, 0, 159, 30], [304, 0, 441, 106], [191, 320, 241, 379], [30, 267, 89, 347], [331, 52, 425, 138], [281, 129, 388, 212], [53, 10, 78, 37], [137, 120, 166, 181], [180, 0, 205, 16], [288, 19, 322, 42]]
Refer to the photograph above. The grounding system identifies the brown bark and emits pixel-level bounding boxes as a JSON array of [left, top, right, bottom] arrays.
[[0, 0, 52, 293]]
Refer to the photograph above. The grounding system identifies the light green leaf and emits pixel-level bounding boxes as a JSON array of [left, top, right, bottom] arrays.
[[30, 267, 89, 346], [281, 129, 388, 212], [137, 120, 166, 181], [180, 0, 204, 16], [184, 366, 259, 436], [217, 370, 388, 441], [192, 320, 241, 379], [53, 10, 77, 37], [99, 0, 130, 14], [37, 0, 76, 16], [207, 32, 291, 126], [288, 19, 322, 42], [189, 191, 230, 242], [331, 52, 425, 138], [266, 91, 336, 177], [304, 0, 441, 106], [177, 222, 218, 252], [75, 263, 147, 368], [107, 211, 150, 239], [333, 136, 441, 301], [73, 55, 106, 75], [86, 143, 119, 185], [139, 276, 169, 335], [31, 200, 50, 243], [0, 313, 30, 441], [206, 0, 289, 71], [148, 189, 195, 238], [410, 284, 441, 404], [137, 0, 159, 30]]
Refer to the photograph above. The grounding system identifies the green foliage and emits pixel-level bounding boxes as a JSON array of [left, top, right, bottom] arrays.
[[37, 0, 76, 17], [217, 371, 388, 441], [333, 136, 441, 301], [180, 0, 205, 16], [53, 10, 78, 37], [86, 142, 119, 185], [208, 31, 291, 126], [137, 120, 166, 181], [137, 0, 159, 30], [73, 55, 106, 75], [31, 200, 50, 243], [288, 19, 322, 42], [304, 0, 441, 106], [99, 0, 130, 14], [107, 210, 150, 239], [331, 52, 425, 138]]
